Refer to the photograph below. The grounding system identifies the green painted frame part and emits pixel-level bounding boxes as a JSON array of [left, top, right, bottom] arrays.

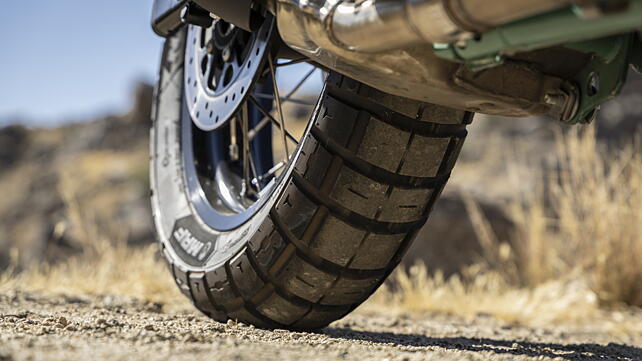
[[566, 35, 633, 124], [434, 0, 642, 62], [433, 1, 642, 124]]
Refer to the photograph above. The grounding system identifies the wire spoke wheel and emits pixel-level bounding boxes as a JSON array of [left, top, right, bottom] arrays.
[[183, 16, 326, 230]]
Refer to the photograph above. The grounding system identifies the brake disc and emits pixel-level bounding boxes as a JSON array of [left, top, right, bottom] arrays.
[[184, 15, 275, 131]]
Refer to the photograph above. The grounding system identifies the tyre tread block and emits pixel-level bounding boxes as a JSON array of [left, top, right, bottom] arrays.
[[153, 39, 471, 330]]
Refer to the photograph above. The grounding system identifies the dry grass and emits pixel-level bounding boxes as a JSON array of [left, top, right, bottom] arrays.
[[362, 125, 642, 333], [361, 263, 642, 335], [0, 158, 187, 310], [1, 123, 640, 331], [0, 241, 185, 308], [511, 126, 642, 307]]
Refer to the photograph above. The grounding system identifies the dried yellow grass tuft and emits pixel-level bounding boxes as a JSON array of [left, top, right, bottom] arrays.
[[511, 126, 642, 306], [0, 160, 188, 310], [361, 263, 642, 335], [363, 125, 642, 333], [0, 241, 185, 308]]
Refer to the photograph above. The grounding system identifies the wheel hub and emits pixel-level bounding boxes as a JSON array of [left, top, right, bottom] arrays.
[[184, 16, 274, 131]]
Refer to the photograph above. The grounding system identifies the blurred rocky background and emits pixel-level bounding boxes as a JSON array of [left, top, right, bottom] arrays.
[[0, 84, 153, 270], [1, 71, 641, 278]]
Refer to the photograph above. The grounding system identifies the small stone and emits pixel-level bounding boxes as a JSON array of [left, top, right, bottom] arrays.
[[144, 324, 155, 331], [209, 325, 225, 333], [57, 316, 68, 327], [226, 319, 237, 327], [65, 325, 77, 332], [13, 312, 29, 319], [182, 333, 198, 342]]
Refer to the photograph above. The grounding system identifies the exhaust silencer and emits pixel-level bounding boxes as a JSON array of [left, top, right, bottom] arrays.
[[274, 0, 575, 53], [269, 0, 574, 117]]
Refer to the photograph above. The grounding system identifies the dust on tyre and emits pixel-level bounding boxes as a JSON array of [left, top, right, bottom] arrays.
[[151, 17, 473, 329]]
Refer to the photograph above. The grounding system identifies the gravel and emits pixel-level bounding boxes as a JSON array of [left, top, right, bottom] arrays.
[[0, 291, 640, 361]]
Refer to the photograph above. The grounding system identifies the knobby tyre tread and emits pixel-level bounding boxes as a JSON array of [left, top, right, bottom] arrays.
[[151, 28, 473, 330]]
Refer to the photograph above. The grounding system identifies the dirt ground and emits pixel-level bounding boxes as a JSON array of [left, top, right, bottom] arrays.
[[0, 291, 640, 361]]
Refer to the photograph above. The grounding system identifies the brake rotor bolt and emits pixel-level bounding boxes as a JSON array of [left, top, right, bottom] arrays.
[[222, 47, 232, 62], [206, 40, 215, 54]]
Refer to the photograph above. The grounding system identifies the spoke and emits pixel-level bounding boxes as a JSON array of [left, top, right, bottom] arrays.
[[239, 103, 262, 195], [268, 55, 290, 160], [248, 96, 299, 145], [229, 111, 239, 161], [252, 161, 286, 187], [251, 93, 274, 100], [283, 67, 316, 100], [240, 103, 252, 196], [275, 58, 309, 67], [281, 97, 317, 106], [247, 115, 270, 141], [242, 104, 261, 191], [253, 92, 316, 106]]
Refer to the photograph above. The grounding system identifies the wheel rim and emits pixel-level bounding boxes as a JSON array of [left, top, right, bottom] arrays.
[[182, 18, 327, 231]]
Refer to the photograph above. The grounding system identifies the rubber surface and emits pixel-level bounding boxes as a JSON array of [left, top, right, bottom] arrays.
[[151, 27, 473, 330]]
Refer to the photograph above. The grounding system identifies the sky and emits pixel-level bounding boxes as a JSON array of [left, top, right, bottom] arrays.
[[0, 1, 163, 126], [0, 1, 322, 127]]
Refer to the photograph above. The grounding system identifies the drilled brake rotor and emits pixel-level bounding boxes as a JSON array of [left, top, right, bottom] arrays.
[[184, 15, 275, 131]]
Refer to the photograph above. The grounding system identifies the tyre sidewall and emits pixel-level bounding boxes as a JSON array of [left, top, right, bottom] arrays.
[[151, 27, 310, 272]]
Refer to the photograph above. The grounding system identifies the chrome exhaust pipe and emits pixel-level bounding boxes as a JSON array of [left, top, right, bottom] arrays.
[[274, 0, 575, 53], [270, 0, 575, 118], [331, 0, 464, 52]]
